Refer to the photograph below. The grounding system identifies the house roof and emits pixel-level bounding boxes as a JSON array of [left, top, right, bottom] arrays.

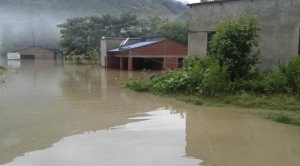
[[13, 45, 55, 52], [187, 0, 242, 7], [108, 41, 162, 53]]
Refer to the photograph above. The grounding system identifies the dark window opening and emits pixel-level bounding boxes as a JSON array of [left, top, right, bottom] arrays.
[[178, 58, 184, 68], [132, 58, 164, 70], [207, 31, 216, 54], [298, 28, 300, 55], [21, 55, 35, 59]]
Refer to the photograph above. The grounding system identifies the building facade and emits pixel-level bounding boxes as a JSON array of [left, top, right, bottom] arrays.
[[188, 0, 300, 69], [14, 46, 55, 59], [101, 36, 188, 70]]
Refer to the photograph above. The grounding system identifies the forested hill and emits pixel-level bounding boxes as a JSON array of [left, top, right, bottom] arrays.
[[0, 0, 187, 53], [0, 0, 187, 20]]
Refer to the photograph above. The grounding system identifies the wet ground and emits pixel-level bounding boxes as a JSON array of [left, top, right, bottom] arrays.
[[0, 59, 300, 166]]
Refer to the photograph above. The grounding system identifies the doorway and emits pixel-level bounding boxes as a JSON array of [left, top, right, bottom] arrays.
[[21, 55, 35, 59], [298, 27, 300, 55]]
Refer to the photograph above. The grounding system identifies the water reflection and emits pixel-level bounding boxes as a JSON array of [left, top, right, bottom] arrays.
[[3, 109, 201, 166], [1, 59, 300, 166], [0, 59, 197, 165]]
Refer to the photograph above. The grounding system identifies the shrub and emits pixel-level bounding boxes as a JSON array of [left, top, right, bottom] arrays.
[[209, 13, 261, 81], [201, 62, 230, 96], [283, 56, 300, 93], [242, 69, 287, 93], [271, 113, 300, 126], [122, 78, 150, 92], [0, 65, 6, 75], [148, 70, 192, 94], [184, 55, 216, 92]]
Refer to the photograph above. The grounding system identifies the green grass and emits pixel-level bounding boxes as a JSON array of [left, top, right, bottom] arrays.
[[0, 65, 6, 74], [126, 89, 300, 126], [267, 113, 300, 126], [176, 93, 300, 126]]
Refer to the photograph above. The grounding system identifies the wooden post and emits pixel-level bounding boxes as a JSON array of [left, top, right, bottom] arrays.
[[120, 57, 123, 69], [128, 57, 133, 70]]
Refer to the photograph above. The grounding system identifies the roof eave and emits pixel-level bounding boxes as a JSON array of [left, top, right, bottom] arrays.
[[187, 0, 242, 7]]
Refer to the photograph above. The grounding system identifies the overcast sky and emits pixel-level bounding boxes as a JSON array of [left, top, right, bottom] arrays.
[[177, 0, 200, 4]]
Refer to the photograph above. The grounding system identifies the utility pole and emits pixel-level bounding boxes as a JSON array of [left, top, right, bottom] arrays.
[[32, 31, 35, 46]]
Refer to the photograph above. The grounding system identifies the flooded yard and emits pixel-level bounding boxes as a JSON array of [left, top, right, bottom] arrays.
[[0, 59, 300, 166]]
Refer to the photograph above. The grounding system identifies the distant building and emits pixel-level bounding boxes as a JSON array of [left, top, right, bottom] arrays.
[[13, 45, 56, 59], [188, 0, 300, 69], [101, 36, 188, 70]]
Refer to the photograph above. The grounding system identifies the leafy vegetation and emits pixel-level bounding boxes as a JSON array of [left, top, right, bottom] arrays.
[[58, 13, 187, 62], [123, 14, 300, 126], [210, 14, 261, 81], [267, 113, 300, 126], [157, 22, 188, 44], [0, 65, 6, 84]]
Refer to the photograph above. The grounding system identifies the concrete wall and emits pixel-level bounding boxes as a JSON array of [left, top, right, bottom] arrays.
[[100, 37, 142, 67], [188, 0, 300, 69]]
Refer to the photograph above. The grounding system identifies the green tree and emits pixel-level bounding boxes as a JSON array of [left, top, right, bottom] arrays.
[[157, 21, 188, 44], [58, 17, 90, 54], [133, 15, 167, 37], [58, 13, 141, 54], [209, 14, 261, 81]]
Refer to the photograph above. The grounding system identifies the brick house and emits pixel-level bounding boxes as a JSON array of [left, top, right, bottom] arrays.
[[13, 45, 56, 59], [101, 36, 188, 70]]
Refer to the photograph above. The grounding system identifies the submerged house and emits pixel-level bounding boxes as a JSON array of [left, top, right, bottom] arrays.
[[101, 36, 188, 70], [188, 0, 300, 69], [13, 45, 56, 59]]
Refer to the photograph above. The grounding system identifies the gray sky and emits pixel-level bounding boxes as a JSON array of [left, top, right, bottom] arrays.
[[177, 0, 200, 4]]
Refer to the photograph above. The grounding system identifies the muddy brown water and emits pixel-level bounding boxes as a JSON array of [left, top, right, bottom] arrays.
[[0, 59, 300, 166]]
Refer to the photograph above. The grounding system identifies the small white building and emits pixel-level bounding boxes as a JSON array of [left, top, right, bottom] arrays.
[[7, 52, 21, 60]]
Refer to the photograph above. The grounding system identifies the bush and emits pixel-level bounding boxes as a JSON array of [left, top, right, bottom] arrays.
[[122, 78, 150, 92], [209, 13, 261, 81], [201, 62, 230, 95], [0, 65, 6, 75], [283, 56, 300, 93], [184, 55, 216, 92], [242, 69, 287, 93], [148, 70, 192, 94], [271, 113, 300, 126]]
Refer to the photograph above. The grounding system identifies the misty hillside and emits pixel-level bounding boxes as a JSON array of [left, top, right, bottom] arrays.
[[0, 0, 188, 52], [0, 0, 187, 19]]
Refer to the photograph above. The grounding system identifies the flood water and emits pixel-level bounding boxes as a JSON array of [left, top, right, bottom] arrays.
[[0, 59, 300, 166]]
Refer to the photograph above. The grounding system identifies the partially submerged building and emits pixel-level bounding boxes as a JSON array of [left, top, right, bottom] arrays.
[[188, 0, 300, 68], [13, 45, 56, 59], [101, 36, 188, 70]]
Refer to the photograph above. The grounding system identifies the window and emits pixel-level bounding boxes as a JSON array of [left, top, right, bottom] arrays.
[[207, 31, 216, 54], [298, 28, 300, 55], [178, 58, 184, 68]]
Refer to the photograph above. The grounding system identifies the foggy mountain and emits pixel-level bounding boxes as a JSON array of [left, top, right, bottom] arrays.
[[0, 0, 187, 53]]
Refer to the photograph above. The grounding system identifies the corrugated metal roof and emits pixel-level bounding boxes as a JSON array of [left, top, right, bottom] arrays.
[[187, 0, 242, 7], [108, 41, 161, 52]]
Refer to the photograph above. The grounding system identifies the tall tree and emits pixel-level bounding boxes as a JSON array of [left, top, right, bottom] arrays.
[[138, 16, 167, 36], [58, 17, 90, 54], [57, 13, 141, 54], [157, 21, 188, 44]]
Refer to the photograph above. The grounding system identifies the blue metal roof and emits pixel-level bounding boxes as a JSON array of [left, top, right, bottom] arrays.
[[108, 41, 160, 52]]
